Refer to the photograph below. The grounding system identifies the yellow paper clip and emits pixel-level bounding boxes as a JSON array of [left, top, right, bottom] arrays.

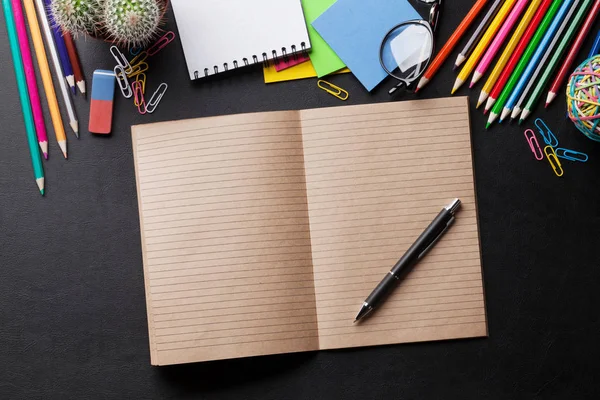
[[127, 61, 149, 78], [135, 73, 146, 95], [317, 80, 348, 100], [128, 51, 148, 70], [544, 146, 564, 177]]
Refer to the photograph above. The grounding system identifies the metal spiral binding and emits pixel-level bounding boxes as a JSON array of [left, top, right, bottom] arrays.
[[193, 42, 307, 79]]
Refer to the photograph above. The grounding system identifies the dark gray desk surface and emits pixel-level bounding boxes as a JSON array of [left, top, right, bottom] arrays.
[[2, 1, 600, 399]]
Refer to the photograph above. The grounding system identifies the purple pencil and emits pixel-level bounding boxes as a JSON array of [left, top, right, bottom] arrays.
[[43, 0, 75, 93]]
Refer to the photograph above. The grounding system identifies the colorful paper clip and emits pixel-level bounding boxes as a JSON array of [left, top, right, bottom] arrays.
[[129, 51, 148, 69], [145, 83, 168, 114], [524, 129, 543, 160], [534, 118, 559, 147], [317, 80, 349, 101], [147, 31, 176, 57], [554, 148, 589, 163], [544, 146, 564, 177], [132, 81, 146, 115], [135, 73, 146, 95], [110, 46, 131, 71], [129, 46, 143, 56], [114, 65, 132, 99], [127, 61, 149, 79]]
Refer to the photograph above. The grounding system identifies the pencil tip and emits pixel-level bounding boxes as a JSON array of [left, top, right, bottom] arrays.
[[485, 122, 490, 130], [518, 119, 523, 125], [43, 152, 48, 160]]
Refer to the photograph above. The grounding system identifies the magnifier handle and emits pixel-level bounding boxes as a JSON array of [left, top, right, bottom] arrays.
[[429, 1, 441, 33], [388, 81, 406, 95]]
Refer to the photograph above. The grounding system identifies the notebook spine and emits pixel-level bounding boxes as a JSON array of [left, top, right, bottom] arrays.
[[193, 42, 307, 79]]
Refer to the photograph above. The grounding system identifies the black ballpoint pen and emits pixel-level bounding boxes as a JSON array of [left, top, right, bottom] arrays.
[[354, 198, 462, 322]]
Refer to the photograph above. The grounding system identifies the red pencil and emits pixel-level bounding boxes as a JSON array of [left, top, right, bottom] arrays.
[[483, 0, 553, 114], [546, 0, 600, 107], [416, 0, 489, 92]]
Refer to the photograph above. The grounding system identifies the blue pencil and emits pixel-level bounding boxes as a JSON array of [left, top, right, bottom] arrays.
[[500, 0, 576, 121], [43, 0, 75, 93], [588, 29, 600, 57]]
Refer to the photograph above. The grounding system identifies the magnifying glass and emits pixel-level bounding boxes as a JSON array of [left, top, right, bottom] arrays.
[[379, 0, 441, 95]]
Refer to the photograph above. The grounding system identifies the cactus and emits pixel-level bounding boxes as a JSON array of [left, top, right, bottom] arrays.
[[102, 0, 163, 48], [50, 0, 104, 36]]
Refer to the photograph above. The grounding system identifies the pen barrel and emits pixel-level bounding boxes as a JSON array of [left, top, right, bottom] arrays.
[[390, 209, 450, 275], [365, 273, 398, 309]]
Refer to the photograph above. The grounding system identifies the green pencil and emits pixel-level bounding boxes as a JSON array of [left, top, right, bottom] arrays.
[[2, 0, 45, 195], [486, 0, 563, 128], [520, 0, 593, 122]]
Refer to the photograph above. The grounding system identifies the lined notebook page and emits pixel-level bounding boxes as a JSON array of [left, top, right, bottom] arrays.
[[132, 112, 319, 365], [299, 97, 487, 349]]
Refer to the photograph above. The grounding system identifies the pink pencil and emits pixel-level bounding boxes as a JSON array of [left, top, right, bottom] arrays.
[[12, 0, 48, 159], [470, 0, 529, 88]]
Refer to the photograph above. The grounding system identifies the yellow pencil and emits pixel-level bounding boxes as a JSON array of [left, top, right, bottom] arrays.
[[475, 0, 542, 107], [452, 0, 517, 94], [23, 0, 67, 158]]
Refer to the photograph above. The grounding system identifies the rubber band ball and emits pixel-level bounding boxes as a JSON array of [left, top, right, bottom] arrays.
[[567, 55, 600, 142]]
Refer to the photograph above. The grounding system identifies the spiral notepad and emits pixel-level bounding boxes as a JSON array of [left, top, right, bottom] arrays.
[[171, 0, 312, 80]]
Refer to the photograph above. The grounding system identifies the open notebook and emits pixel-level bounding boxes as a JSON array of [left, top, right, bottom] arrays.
[[171, 0, 311, 80], [132, 97, 487, 366]]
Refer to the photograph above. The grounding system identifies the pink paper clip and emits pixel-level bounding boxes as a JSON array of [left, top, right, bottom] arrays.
[[147, 31, 176, 56], [132, 81, 146, 115], [524, 129, 543, 160]]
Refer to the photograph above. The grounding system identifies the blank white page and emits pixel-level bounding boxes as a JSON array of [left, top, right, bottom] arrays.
[[172, 0, 311, 79], [132, 112, 319, 365], [299, 97, 487, 349]]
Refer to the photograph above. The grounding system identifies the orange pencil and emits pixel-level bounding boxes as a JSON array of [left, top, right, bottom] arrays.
[[416, 0, 489, 92]]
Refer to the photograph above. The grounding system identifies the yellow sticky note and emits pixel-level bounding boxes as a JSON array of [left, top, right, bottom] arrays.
[[263, 60, 350, 83]]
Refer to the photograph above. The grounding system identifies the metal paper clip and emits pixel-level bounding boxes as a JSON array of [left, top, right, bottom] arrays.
[[147, 31, 176, 56], [544, 146, 564, 177], [524, 129, 543, 160], [114, 65, 132, 99], [317, 80, 349, 100], [127, 61, 149, 78], [129, 46, 143, 56], [554, 148, 589, 162], [534, 118, 559, 147], [145, 83, 168, 114], [132, 81, 146, 115], [110, 46, 131, 71], [135, 73, 146, 95]]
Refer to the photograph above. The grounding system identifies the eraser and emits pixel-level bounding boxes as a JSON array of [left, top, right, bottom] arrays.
[[89, 69, 115, 134]]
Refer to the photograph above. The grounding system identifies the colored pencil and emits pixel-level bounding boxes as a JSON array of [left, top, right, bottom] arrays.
[[589, 28, 600, 56], [63, 32, 86, 95], [43, 0, 76, 93], [23, 0, 67, 158], [415, 0, 489, 92], [520, 0, 593, 122], [2, 0, 45, 195], [546, 4, 600, 106], [12, 0, 48, 159], [477, 0, 544, 107], [35, 0, 79, 136], [500, 0, 578, 122], [485, 0, 563, 127], [484, 0, 554, 113], [452, 0, 517, 94], [471, 0, 529, 88], [454, 0, 504, 68]]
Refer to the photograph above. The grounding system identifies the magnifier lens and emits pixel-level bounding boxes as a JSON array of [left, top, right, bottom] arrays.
[[381, 22, 433, 86]]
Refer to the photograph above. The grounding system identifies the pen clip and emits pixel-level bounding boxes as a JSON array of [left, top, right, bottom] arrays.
[[418, 216, 454, 260]]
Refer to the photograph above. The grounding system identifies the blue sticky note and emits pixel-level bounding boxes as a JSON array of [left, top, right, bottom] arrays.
[[312, 0, 420, 92]]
